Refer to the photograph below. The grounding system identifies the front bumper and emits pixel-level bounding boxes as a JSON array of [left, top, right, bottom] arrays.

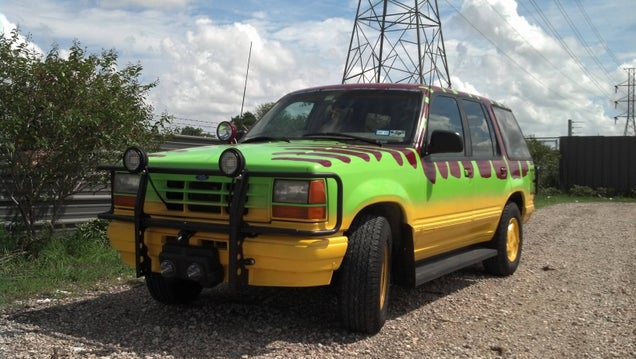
[[108, 221, 348, 287]]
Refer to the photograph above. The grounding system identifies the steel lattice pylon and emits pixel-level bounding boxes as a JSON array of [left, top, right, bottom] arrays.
[[614, 68, 636, 136], [342, 0, 451, 87]]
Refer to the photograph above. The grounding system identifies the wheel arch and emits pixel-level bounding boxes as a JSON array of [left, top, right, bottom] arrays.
[[507, 191, 525, 215], [346, 202, 415, 287]]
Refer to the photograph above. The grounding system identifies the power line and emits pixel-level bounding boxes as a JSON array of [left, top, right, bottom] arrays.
[[524, 0, 612, 98], [482, 2, 594, 96], [573, 0, 622, 68], [443, 0, 568, 101], [552, 0, 615, 85]]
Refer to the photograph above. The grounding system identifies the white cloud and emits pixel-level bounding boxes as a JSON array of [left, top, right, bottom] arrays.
[[96, 0, 191, 10], [1, 0, 633, 136], [152, 16, 351, 131], [0, 13, 43, 55], [443, 0, 626, 137]]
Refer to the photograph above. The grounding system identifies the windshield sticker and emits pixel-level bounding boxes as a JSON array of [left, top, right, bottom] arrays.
[[375, 129, 406, 137]]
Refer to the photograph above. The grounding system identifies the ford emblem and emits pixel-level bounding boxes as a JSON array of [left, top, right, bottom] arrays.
[[195, 174, 209, 181]]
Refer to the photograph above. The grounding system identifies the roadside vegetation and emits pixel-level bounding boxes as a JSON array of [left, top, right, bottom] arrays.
[[0, 220, 135, 307]]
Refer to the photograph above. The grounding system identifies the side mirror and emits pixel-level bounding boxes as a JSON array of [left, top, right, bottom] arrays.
[[427, 130, 463, 155]]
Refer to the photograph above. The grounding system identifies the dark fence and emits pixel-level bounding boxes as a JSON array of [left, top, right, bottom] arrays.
[[560, 136, 636, 192], [0, 135, 222, 228]]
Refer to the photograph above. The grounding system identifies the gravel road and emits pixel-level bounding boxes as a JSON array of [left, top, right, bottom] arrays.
[[1, 202, 635, 358]]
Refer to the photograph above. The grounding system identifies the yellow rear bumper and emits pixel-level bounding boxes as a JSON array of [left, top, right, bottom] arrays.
[[107, 221, 348, 287]]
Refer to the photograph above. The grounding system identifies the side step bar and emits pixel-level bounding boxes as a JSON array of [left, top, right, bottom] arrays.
[[414, 248, 497, 286]]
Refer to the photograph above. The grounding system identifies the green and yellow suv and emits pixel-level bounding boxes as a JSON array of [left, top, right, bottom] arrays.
[[99, 83, 535, 334]]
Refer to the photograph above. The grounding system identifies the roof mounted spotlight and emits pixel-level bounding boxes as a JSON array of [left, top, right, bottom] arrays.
[[122, 147, 148, 173], [216, 121, 238, 143], [218, 148, 245, 177]]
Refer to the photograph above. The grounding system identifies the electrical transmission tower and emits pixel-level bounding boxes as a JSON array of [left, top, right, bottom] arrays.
[[342, 0, 451, 87], [614, 68, 636, 136]]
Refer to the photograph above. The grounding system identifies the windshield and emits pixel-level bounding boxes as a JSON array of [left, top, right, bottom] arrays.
[[242, 89, 422, 145]]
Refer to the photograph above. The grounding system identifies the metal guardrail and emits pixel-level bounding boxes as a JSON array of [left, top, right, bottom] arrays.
[[0, 135, 221, 228]]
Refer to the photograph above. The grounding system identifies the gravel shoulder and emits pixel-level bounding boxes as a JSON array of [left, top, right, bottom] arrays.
[[2, 202, 635, 358]]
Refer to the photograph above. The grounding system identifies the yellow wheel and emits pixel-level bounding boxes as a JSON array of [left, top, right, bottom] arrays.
[[484, 203, 523, 276], [506, 217, 521, 262]]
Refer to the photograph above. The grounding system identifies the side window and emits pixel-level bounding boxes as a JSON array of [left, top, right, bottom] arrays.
[[426, 95, 464, 155], [492, 106, 532, 160], [462, 99, 496, 158]]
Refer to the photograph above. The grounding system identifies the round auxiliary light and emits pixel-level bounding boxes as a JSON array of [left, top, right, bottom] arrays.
[[218, 148, 245, 177], [122, 147, 147, 173], [216, 121, 237, 143]]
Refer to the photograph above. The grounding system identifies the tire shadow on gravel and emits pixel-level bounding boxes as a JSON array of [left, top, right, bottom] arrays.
[[7, 266, 485, 358]]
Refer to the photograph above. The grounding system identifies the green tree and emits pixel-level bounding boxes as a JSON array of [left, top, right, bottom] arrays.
[[255, 102, 275, 120], [180, 126, 205, 136], [0, 29, 172, 252], [231, 111, 257, 131], [527, 138, 560, 190], [230, 102, 276, 133]]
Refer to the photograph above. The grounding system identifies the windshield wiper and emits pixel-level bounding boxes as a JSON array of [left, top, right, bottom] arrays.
[[302, 132, 382, 146], [241, 136, 291, 144]]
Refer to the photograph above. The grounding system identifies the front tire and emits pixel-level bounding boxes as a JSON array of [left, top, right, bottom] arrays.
[[145, 272, 202, 305], [338, 215, 392, 334], [484, 202, 523, 276]]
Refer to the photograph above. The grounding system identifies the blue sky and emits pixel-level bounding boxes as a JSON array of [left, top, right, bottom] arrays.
[[2, 0, 635, 137]]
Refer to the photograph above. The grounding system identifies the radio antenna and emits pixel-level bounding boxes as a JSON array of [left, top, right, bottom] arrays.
[[240, 41, 253, 118]]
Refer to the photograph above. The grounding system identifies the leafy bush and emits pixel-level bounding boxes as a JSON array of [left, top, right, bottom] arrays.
[[526, 138, 560, 189], [569, 185, 597, 197], [74, 219, 109, 243], [539, 187, 562, 196], [0, 29, 172, 253]]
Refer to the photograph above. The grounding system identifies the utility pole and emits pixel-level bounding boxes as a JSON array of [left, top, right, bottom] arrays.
[[567, 119, 581, 136], [342, 0, 451, 87], [614, 68, 636, 136]]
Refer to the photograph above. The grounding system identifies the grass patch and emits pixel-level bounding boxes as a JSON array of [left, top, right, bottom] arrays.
[[0, 221, 134, 307], [535, 193, 636, 209]]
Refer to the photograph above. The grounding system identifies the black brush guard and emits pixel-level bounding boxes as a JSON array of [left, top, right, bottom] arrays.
[[98, 165, 343, 287]]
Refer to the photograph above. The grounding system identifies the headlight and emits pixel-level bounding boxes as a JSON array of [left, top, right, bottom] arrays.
[[113, 173, 140, 194], [274, 180, 310, 203], [272, 179, 327, 220], [123, 147, 147, 173], [112, 172, 140, 207], [219, 148, 245, 177]]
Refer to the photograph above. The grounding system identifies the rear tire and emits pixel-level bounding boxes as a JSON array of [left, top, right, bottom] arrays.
[[338, 215, 392, 334], [484, 202, 523, 276], [145, 272, 202, 304]]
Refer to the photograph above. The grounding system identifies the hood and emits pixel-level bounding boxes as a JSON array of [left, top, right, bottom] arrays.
[[148, 141, 420, 173]]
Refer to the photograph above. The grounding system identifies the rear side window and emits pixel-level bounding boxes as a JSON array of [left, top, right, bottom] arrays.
[[462, 99, 497, 158], [492, 106, 531, 160]]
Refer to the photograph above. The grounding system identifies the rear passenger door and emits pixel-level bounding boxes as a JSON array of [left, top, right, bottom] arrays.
[[460, 98, 508, 242]]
